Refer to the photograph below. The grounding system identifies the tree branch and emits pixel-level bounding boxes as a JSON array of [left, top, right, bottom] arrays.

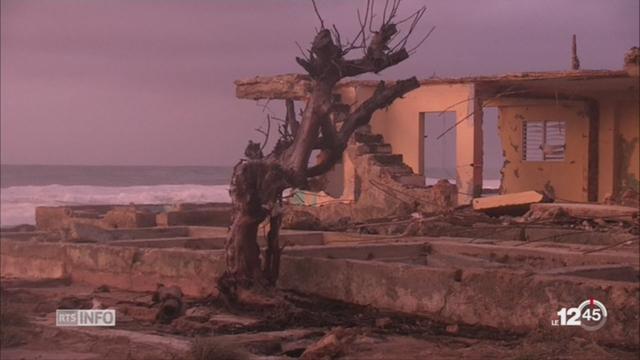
[[341, 48, 409, 77], [307, 77, 419, 178], [339, 77, 419, 142], [285, 99, 299, 136]]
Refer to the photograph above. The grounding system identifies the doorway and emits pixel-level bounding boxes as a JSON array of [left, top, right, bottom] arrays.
[[422, 111, 457, 186], [482, 107, 504, 193]]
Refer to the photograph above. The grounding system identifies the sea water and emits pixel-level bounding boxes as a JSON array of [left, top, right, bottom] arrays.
[[0, 165, 233, 226], [0, 165, 501, 226]]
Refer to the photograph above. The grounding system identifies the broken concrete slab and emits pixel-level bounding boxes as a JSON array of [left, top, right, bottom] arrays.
[[69, 222, 116, 242], [528, 203, 638, 222], [209, 314, 261, 327], [234, 74, 312, 100], [473, 191, 546, 216], [101, 206, 157, 229], [3, 237, 637, 347], [35, 204, 170, 231], [156, 207, 231, 227], [278, 255, 639, 348], [0, 240, 226, 297]]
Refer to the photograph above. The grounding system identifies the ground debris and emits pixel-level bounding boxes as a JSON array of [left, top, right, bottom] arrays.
[[300, 327, 359, 359], [58, 295, 93, 310], [472, 190, 548, 216], [1, 280, 637, 359], [153, 284, 184, 324]]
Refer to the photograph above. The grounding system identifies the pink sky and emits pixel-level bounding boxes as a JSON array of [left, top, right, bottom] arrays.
[[1, 0, 638, 166]]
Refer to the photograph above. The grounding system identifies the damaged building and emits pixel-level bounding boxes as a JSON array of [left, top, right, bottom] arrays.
[[1, 49, 639, 359], [235, 48, 639, 224]]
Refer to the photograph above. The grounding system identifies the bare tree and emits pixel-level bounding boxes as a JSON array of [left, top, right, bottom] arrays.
[[222, 0, 428, 291]]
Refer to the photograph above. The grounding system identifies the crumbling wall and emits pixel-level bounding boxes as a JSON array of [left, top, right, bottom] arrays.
[[352, 83, 480, 204], [615, 100, 640, 206], [497, 101, 590, 202], [596, 97, 639, 205], [35, 203, 232, 235], [284, 143, 457, 229], [598, 97, 619, 202]]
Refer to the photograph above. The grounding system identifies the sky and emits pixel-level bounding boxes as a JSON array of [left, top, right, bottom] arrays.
[[1, 0, 638, 166]]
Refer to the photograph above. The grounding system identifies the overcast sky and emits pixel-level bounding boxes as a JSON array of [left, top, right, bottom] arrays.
[[1, 0, 638, 166]]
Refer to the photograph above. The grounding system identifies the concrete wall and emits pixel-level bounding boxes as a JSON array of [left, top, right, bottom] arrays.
[[597, 97, 640, 202], [496, 93, 638, 204], [3, 239, 637, 347], [0, 240, 226, 297], [598, 97, 619, 202], [615, 100, 640, 198], [352, 83, 480, 204], [279, 256, 639, 348], [497, 100, 590, 202], [332, 77, 638, 205]]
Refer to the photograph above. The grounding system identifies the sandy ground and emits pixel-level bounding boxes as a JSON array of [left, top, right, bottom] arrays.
[[1, 278, 637, 360]]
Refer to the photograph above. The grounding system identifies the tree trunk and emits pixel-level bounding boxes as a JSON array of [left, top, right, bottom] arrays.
[[224, 160, 289, 286], [221, 1, 426, 292]]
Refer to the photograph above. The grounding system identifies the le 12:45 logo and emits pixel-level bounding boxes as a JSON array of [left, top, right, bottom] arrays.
[[552, 299, 607, 331]]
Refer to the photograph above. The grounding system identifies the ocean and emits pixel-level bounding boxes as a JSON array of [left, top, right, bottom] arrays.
[[0, 165, 234, 226], [0, 164, 499, 226]]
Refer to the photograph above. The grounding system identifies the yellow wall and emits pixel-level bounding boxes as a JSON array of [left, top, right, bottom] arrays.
[[616, 100, 640, 195], [597, 97, 639, 201], [334, 78, 638, 205], [598, 97, 618, 201], [356, 84, 472, 173], [497, 101, 590, 202], [353, 83, 479, 203]]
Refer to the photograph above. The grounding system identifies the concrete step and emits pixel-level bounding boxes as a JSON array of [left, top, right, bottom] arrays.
[[355, 143, 392, 155], [372, 154, 404, 166], [397, 175, 426, 186], [383, 165, 414, 177], [354, 133, 384, 144]]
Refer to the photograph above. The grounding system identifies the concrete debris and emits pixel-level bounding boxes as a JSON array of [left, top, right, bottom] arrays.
[[156, 205, 232, 227], [120, 304, 158, 323], [300, 327, 358, 360], [445, 324, 460, 334], [34, 203, 232, 233], [472, 191, 547, 216], [68, 221, 115, 242], [184, 306, 213, 323], [282, 209, 322, 230], [234, 73, 312, 100], [375, 317, 392, 329], [624, 46, 640, 76], [102, 206, 156, 228], [0, 224, 37, 232], [58, 296, 92, 310], [527, 203, 639, 223], [91, 299, 105, 309], [94, 285, 110, 293], [284, 129, 457, 229], [209, 314, 261, 328], [153, 284, 184, 324]]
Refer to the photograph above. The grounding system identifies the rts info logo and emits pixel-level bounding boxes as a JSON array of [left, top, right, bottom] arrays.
[[56, 309, 116, 327]]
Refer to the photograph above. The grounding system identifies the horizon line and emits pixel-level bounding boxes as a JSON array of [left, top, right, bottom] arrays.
[[0, 163, 236, 167]]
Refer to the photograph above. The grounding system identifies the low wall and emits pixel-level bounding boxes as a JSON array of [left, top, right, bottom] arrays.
[[279, 256, 639, 348], [1, 239, 637, 348], [0, 240, 225, 297]]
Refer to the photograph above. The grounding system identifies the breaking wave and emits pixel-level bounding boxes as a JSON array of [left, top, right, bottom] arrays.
[[0, 184, 230, 226]]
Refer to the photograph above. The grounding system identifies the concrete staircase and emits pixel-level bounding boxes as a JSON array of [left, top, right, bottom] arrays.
[[352, 128, 426, 187]]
